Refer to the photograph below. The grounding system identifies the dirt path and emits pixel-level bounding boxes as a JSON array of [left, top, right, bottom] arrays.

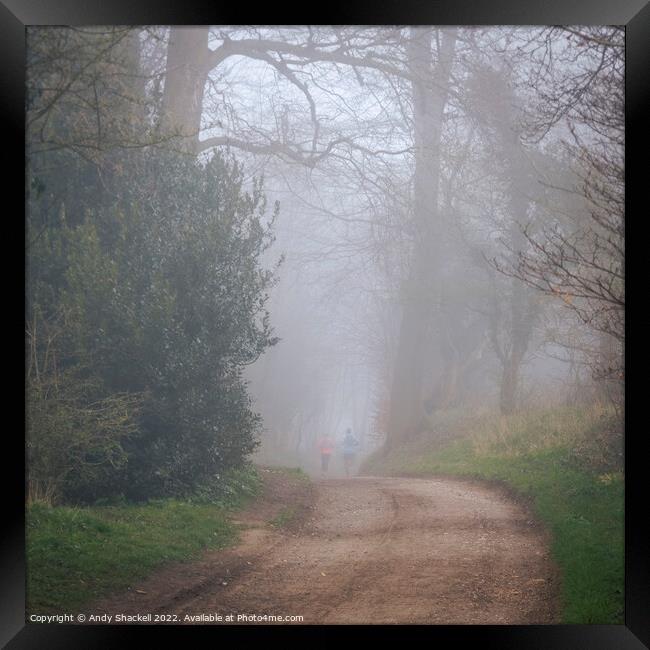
[[92, 473, 561, 624]]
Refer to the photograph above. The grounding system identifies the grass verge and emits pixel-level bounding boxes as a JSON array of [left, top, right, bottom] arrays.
[[26, 464, 262, 615], [269, 505, 301, 529], [271, 466, 311, 483], [362, 404, 624, 624]]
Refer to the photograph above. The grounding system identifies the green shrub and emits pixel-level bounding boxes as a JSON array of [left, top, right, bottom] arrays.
[[27, 147, 281, 503]]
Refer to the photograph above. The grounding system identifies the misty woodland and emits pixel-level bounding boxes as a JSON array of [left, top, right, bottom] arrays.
[[26, 26, 624, 624]]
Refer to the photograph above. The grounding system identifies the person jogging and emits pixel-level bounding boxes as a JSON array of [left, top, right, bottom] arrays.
[[341, 428, 360, 478], [317, 434, 335, 476]]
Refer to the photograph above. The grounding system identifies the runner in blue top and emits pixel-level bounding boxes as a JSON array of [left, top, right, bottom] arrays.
[[341, 428, 360, 478]]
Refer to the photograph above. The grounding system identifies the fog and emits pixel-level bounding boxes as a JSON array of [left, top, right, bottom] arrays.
[[27, 24, 623, 496], [196, 27, 624, 476]]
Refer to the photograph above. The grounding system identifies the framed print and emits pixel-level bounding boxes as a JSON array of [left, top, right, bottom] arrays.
[[7, 0, 649, 647]]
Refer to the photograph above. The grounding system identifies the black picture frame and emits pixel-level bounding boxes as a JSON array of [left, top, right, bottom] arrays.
[[7, 1, 649, 647]]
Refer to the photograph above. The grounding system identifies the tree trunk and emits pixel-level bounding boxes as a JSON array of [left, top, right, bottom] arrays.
[[123, 29, 146, 127], [499, 356, 520, 415], [596, 330, 623, 405], [498, 110, 539, 415], [498, 226, 537, 416], [160, 27, 210, 152], [385, 28, 456, 451]]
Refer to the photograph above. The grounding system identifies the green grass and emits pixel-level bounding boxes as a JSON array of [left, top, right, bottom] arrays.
[[272, 466, 311, 482], [26, 464, 264, 615], [363, 404, 624, 624], [26, 500, 236, 614], [265, 468, 310, 529], [187, 464, 264, 509], [269, 505, 301, 529]]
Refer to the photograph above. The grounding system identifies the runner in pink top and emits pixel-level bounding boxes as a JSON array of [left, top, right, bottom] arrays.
[[317, 435, 335, 475]]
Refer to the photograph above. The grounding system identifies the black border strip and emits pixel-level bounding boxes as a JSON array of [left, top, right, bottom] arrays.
[[7, 1, 649, 647]]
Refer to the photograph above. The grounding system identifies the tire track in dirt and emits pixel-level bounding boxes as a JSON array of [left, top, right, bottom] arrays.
[[308, 483, 402, 622], [91, 475, 561, 624]]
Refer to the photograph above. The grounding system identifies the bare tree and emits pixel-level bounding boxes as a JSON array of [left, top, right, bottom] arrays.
[[27, 26, 174, 161], [500, 27, 624, 386], [384, 28, 458, 449]]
